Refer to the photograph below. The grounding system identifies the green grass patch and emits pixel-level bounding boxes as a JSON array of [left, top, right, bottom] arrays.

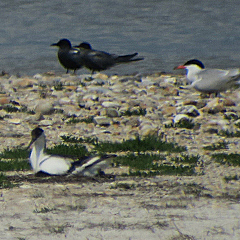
[[203, 141, 229, 151], [61, 135, 98, 145], [224, 175, 240, 183], [33, 207, 56, 213], [94, 135, 186, 153], [53, 82, 63, 91], [121, 108, 147, 117], [2, 104, 34, 114], [165, 121, 195, 129], [212, 153, 240, 166], [66, 116, 94, 124], [2, 105, 19, 113], [0, 147, 29, 160], [46, 143, 89, 159], [115, 153, 199, 176], [0, 147, 31, 171], [0, 159, 30, 171], [110, 182, 136, 190], [218, 130, 240, 138], [0, 173, 16, 188]]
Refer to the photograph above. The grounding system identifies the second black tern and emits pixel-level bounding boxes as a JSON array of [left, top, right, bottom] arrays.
[[74, 42, 144, 75]]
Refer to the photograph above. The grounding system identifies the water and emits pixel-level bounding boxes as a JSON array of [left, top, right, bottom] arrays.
[[0, 0, 240, 76]]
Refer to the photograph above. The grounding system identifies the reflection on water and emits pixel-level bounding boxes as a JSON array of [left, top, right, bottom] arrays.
[[0, 0, 239, 75]]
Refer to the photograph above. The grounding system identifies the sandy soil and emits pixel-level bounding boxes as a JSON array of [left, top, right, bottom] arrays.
[[0, 168, 240, 240]]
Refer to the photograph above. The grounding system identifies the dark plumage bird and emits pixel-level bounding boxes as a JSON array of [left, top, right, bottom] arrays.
[[74, 42, 144, 75], [51, 39, 84, 74]]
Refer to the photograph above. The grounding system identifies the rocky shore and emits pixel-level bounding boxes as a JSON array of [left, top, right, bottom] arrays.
[[1, 71, 240, 152], [0, 71, 240, 239]]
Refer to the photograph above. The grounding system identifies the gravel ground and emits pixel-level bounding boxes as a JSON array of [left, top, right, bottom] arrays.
[[0, 72, 239, 239]]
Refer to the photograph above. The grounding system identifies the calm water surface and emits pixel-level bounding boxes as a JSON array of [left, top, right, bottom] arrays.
[[0, 0, 240, 75]]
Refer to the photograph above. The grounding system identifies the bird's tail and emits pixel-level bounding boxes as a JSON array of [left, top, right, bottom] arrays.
[[115, 53, 144, 63], [69, 154, 116, 176]]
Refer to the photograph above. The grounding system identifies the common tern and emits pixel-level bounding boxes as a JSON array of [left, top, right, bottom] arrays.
[[51, 39, 84, 74], [74, 42, 144, 75], [27, 127, 115, 176], [175, 59, 240, 94]]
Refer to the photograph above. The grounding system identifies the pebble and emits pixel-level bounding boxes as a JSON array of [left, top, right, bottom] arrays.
[[102, 101, 120, 108], [93, 116, 111, 126], [173, 114, 191, 124], [177, 105, 200, 117], [105, 108, 120, 118], [0, 72, 239, 158], [34, 100, 55, 115]]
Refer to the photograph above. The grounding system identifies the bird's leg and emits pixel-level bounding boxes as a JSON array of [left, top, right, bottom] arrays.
[[85, 71, 94, 81], [66, 69, 69, 74]]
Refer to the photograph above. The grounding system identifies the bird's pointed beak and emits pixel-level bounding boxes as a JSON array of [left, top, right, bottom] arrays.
[[26, 139, 34, 150], [174, 65, 186, 70], [50, 43, 58, 47], [26, 137, 38, 150]]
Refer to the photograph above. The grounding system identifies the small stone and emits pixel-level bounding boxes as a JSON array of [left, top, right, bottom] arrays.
[[173, 114, 191, 124], [82, 94, 99, 102], [33, 74, 43, 80], [102, 101, 120, 108], [8, 119, 21, 125], [224, 112, 238, 120], [123, 117, 140, 127], [38, 120, 53, 126], [161, 106, 177, 117], [177, 105, 200, 117], [106, 108, 120, 118], [35, 100, 55, 115], [13, 78, 37, 88], [93, 116, 111, 126], [58, 97, 73, 105], [0, 97, 10, 105], [202, 99, 225, 114], [64, 86, 78, 91], [222, 98, 236, 107], [139, 125, 158, 136], [183, 100, 198, 106], [92, 78, 106, 85], [93, 73, 109, 80], [234, 119, 240, 127]]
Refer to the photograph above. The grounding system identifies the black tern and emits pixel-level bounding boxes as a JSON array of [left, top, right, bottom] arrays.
[[74, 42, 144, 74], [51, 39, 84, 74]]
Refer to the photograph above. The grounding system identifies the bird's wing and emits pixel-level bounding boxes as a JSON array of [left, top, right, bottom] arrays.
[[198, 69, 240, 83], [84, 51, 114, 70], [70, 154, 116, 176], [192, 68, 240, 92]]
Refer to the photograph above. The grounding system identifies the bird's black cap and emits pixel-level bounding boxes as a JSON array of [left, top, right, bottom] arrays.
[[51, 39, 72, 48], [26, 127, 44, 149], [184, 59, 205, 69]]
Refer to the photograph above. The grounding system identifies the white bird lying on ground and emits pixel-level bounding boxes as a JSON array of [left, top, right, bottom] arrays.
[[27, 127, 115, 176], [174, 59, 240, 94]]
